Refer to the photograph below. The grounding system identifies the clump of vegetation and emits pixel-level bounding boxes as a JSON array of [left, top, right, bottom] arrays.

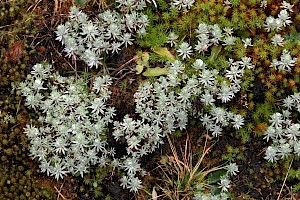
[[153, 135, 238, 199], [3, 0, 300, 199]]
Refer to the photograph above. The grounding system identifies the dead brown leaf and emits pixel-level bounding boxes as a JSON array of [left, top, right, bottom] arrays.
[[5, 41, 24, 62]]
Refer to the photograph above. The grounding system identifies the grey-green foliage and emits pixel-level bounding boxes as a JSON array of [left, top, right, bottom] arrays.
[[18, 61, 200, 192], [16, 0, 300, 196], [19, 59, 244, 193], [113, 55, 247, 192], [264, 7, 292, 32], [20, 22, 250, 192], [55, 6, 149, 68], [19, 63, 116, 180], [171, 0, 195, 12], [20, 22, 250, 193], [115, 0, 152, 11], [264, 93, 300, 163], [114, 60, 201, 192]]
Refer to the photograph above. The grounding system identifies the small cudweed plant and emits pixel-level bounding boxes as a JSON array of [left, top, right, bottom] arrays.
[[171, 0, 195, 12], [114, 60, 202, 191], [19, 63, 116, 180], [269, 49, 297, 72], [264, 1, 293, 32], [263, 93, 300, 162], [55, 6, 148, 68]]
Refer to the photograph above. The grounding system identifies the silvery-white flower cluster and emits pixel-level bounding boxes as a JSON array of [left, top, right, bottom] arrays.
[[55, 6, 148, 68], [115, 0, 149, 11], [264, 1, 293, 32], [22, 20, 251, 192], [174, 23, 238, 60], [271, 34, 285, 47], [242, 38, 253, 48], [195, 23, 236, 52], [264, 93, 300, 163], [269, 49, 297, 72], [19, 47, 247, 193], [19, 63, 116, 180], [168, 23, 251, 136], [114, 60, 202, 192], [195, 58, 251, 137], [194, 192, 228, 200], [171, 0, 195, 12], [114, 57, 249, 191], [260, 0, 268, 9], [193, 163, 239, 200]]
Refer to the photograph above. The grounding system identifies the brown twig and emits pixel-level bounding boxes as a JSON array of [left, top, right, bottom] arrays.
[[26, 0, 42, 13], [54, 181, 66, 200], [110, 55, 139, 76], [113, 70, 135, 86], [277, 158, 293, 200]]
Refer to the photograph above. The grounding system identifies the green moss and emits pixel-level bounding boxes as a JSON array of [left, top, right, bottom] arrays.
[[136, 24, 168, 48]]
